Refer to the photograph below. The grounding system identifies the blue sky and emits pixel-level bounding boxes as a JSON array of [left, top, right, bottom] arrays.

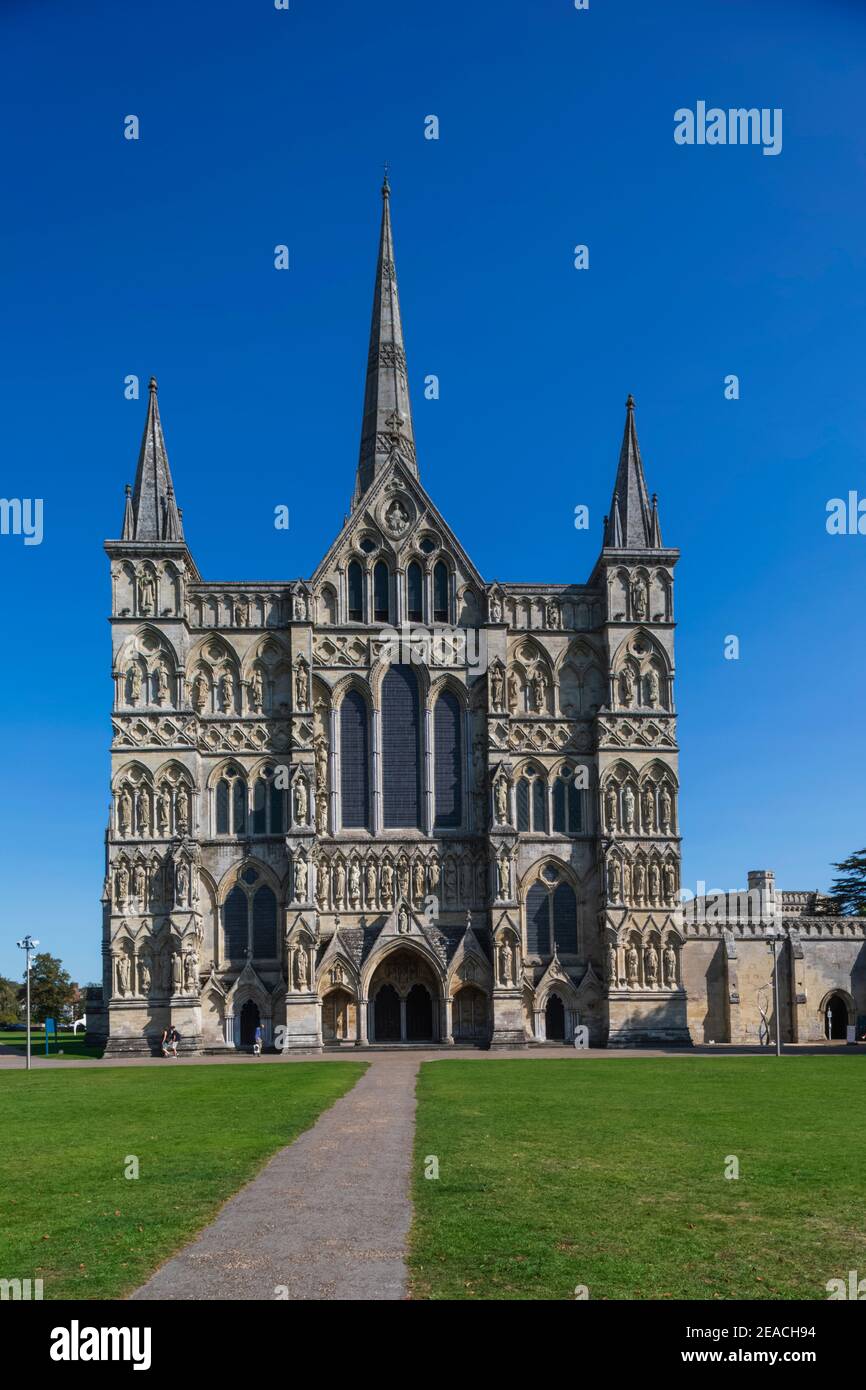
[[1, 0, 864, 982]]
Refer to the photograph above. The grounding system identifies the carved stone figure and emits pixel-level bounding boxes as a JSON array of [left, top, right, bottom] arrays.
[[116, 954, 131, 996], [128, 664, 142, 704], [631, 578, 646, 620], [659, 784, 673, 833], [157, 788, 171, 836], [295, 945, 309, 990], [155, 660, 170, 704], [176, 860, 189, 905], [608, 858, 622, 901], [413, 860, 425, 903], [250, 668, 264, 713], [488, 593, 502, 622], [293, 776, 308, 825], [633, 861, 646, 904], [663, 941, 678, 987], [498, 936, 513, 986], [218, 670, 234, 712], [428, 859, 440, 895], [497, 853, 511, 899], [315, 867, 328, 910], [644, 943, 659, 986], [649, 861, 661, 904], [626, 944, 639, 986], [138, 958, 151, 996], [664, 861, 676, 902], [233, 600, 247, 627], [175, 785, 190, 834], [494, 776, 508, 825], [645, 668, 660, 709], [118, 788, 132, 836], [398, 860, 410, 902], [295, 660, 308, 710], [171, 949, 183, 994], [293, 591, 307, 620], [184, 949, 198, 992], [622, 785, 635, 834], [398, 903, 410, 934], [137, 791, 151, 837], [315, 791, 328, 835], [643, 787, 656, 834], [365, 859, 377, 907], [607, 943, 618, 985], [133, 864, 146, 902], [545, 599, 559, 629], [619, 667, 634, 707], [349, 860, 361, 908], [295, 856, 308, 902], [138, 569, 156, 614], [605, 785, 618, 833], [490, 664, 504, 711], [385, 498, 409, 534], [531, 667, 547, 713], [333, 860, 346, 908], [381, 861, 394, 908], [313, 735, 328, 792], [622, 860, 632, 901], [507, 669, 521, 715], [192, 673, 208, 713]]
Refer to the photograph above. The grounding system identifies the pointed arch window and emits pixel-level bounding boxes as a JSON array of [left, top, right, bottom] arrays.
[[223, 871, 279, 962], [434, 690, 462, 829], [433, 561, 449, 623], [382, 664, 421, 829], [348, 560, 363, 622], [216, 767, 247, 836], [374, 561, 390, 623], [407, 561, 423, 622], [340, 689, 370, 829], [553, 766, 584, 835], [252, 766, 286, 835], [516, 767, 547, 833], [525, 876, 578, 956]]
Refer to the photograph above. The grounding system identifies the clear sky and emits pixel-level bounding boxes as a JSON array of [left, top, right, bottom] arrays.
[[1, 0, 864, 983]]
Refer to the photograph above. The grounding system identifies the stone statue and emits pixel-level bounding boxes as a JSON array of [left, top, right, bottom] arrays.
[[184, 949, 198, 992], [133, 864, 146, 902], [295, 660, 308, 710], [607, 943, 618, 985], [233, 600, 247, 627], [381, 861, 394, 907], [622, 860, 632, 901], [176, 860, 189, 905], [507, 669, 521, 714], [609, 858, 622, 901], [413, 861, 425, 903], [619, 667, 634, 707], [250, 668, 264, 713], [663, 942, 678, 987], [315, 791, 328, 835], [155, 661, 170, 704], [218, 670, 233, 712], [137, 790, 151, 836], [494, 776, 508, 825], [157, 788, 171, 836], [545, 599, 559, 629], [645, 668, 660, 709], [643, 787, 656, 834], [605, 786, 618, 833], [138, 958, 151, 996], [138, 569, 155, 614], [313, 735, 328, 792], [192, 673, 208, 713], [497, 854, 511, 899], [118, 788, 132, 836], [171, 949, 183, 994], [490, 665, 504, 711], [631, 579, 646, 620], [365, 859, 377, 906], [633, 861, 646, 904], [349, 860, 361, 908], [649, 861, 661, 904], [116, 954, 131, 996], [626, 944, 639, 986], [664, 861, 676, 902], [295, 946, 309, 990], [498, 936, 513, 986], [333, 860, 346, 908], [295, 856, 308, 902], [622, 785, 635, 834], [293, 777, 308, 825], [128, 664, 142, 704], [315, 868, 328, 910], [385, 498, 409, 533], [398, 860, 410, 902], [659, 785, 673, 833], [175, 785, 190, 834], [428, 859, 440, 895], [398, 903, 410, 934], [531, 667, 547, 713], [644, 943, 659, 987], [489, 593, 502, 622]]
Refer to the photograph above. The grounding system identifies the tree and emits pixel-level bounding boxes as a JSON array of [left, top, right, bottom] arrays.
[[0, 975, 20, 1027], [20, 953, 76, 1025], [824, 849, 866, 917]]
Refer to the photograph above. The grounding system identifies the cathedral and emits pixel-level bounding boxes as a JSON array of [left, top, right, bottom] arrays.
[[94, 179, 865, 1054]]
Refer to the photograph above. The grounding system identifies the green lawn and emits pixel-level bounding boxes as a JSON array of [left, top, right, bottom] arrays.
[[0, 1061, 365, 1299], [0, 1029, 103, 1060], [410, 1057, 866, 1301]]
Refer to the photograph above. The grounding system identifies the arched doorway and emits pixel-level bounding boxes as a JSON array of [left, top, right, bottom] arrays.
[[240, 999, 260, 1047], [374, 984, 401, 1041], [545, 994, 565, 1041], [406, 984, 433, 1041], [825, 994, 849, 1040], [322, 988, 355, 1043], [453, 986, 488, 1041]]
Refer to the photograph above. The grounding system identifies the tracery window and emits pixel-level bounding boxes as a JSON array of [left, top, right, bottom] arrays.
[[216, 766, 247, 836], [433, 690, 462, 829], [407, 561, 423, 622], [552, 765, 584, 834], [516, 766, 547, 833], [433, 560, 449, 623], [223, 869, 278, 961], [348, 561, 363, 622], [252, 765, 286, 835], [525, 872, 578, 956], [382, 664, 421, 829], [340, 689, 370, 829], [373, 561, 390, 623]]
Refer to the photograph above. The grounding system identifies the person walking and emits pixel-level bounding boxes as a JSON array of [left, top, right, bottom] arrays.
[[166, 1025, 180, 1058], [253, 1023, 263, 1056]]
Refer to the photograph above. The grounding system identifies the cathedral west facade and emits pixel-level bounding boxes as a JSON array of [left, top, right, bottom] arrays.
[[94, 180, 865, 1055]]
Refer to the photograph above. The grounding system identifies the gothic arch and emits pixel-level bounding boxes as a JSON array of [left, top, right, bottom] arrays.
[[359, 933, 446, 999]]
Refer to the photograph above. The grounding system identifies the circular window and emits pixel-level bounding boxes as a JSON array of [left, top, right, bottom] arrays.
[[359, 537, 377, 554], [419, 537, 436, 554]]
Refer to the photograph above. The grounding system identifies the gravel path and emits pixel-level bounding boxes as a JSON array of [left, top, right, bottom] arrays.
[[130, 1055, 419, 1301]]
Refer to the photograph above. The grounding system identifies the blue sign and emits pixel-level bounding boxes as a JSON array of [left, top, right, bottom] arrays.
[[45, 1017, 56, 1056]]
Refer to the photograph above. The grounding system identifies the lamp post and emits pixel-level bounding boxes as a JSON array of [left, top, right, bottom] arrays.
[[764, 927, 782, 1057], [16, 935, 40, 1071]]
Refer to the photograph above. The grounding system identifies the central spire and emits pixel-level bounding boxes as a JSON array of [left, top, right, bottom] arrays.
[[353, 174, 417, 506]]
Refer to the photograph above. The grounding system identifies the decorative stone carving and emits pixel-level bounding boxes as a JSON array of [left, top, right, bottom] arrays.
[[664, 941, 678, 987], [626, 944, 639, 986], [644, 943, 659, 987]]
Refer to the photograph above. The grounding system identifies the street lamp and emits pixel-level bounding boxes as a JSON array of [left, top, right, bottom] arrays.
[[763, 927, 783, 1057], [15, 935, 40, 1071]]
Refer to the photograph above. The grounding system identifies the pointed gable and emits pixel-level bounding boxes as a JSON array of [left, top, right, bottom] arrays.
[[128, 377, 185, 543]]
